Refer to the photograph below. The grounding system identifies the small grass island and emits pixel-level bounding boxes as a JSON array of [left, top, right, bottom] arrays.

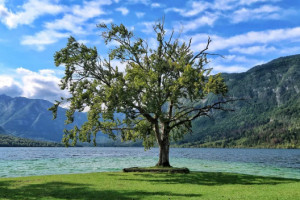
[[123, 166, 190, 173]]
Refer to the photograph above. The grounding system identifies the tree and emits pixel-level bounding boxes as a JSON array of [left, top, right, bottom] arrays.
[[50, 21, 231, 167]]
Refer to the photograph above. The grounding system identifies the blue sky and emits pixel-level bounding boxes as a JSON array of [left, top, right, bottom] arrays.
[[1, 0, 300, 102]]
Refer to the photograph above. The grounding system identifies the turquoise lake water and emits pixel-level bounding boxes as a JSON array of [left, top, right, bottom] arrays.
[[0, 147, 299, 178]]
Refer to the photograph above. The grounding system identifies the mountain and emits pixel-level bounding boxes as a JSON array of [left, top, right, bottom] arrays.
[[179, 54, 300, 148], [0, 95, 125, 145], [0, 95, 88, 142], [0, 126, 5, 134]]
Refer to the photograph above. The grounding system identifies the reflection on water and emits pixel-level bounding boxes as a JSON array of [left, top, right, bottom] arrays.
[[0, 147, 299, 178]]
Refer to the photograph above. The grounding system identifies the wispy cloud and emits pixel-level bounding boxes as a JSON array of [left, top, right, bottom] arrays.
[[140, 21, 155, 34], [151, 3, 161, 8], [165, 0, 285, 32], [45, 15, 86, 35], [21, 30, 69, 51], [213, 64, 248, 73], [231, 5, 281, 23], [0, 0, 63, 29], [128, 0, 150, 5], [136, 12, 145, 18], [191, 27, 300, 52], [96, 18, 114, 25], [207, 54, 263, 73], [21, 0, 112, 50], [116, 7, 129, 15], [238, 0, 281, 6], [165, 1, 210, 17], [178, 13, 219, 32], [229, 45, 276, 55]]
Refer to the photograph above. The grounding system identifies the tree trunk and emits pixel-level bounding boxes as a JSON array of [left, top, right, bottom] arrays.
[[156, 139, 171, 167]]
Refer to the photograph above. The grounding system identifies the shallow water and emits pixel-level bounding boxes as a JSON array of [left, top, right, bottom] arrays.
[[0, 147, 299, 178]]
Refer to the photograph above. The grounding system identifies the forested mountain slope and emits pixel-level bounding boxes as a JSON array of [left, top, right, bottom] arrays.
[[180, 54, 300, 148]]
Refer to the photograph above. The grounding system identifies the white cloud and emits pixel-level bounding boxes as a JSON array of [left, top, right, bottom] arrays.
[[191, 27, 300, 52], [96, 18, 114, 25], [230, 45, 276, 55], [165, 0, 228, 17], [165, 7, 183, 15], [0, 75, 23, 97], [147, 37, 158, 50], [72, 1, 109, 19], [45, 14, 86, 35], [21, 30, 69, 51], [39, 69, 56, 76], [128, 0, 150, 5], [19, 68, 68, 101], [0, 68, 68, 102], [231, 5, 281, 23], [221, 55, 257, 63], [116, 7, 129, 15], [45, 1, 110, 35], [213, 64, 248, 73], [141, 21, 155, 34], [239, 0, 281, 6], [136, 12, 145, 18], [167, 0, 282, 33], [185, 1, 211, 16], [207, 54, 263, 73], [180, 13, 218, 32], [210, 0, 236, 11], [21, 0, 112, 50], [0, 0, 63, 29], [279, 46, 300, 55], [109, 60, 128, 72], [165, 0, 284, 27], [151, 3, 161, 8], [77, 40, 90, 45]]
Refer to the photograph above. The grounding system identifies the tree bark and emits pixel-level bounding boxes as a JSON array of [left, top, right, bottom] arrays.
[[156, 138, 171, 167]]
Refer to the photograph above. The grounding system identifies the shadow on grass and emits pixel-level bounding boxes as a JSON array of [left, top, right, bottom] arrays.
[[1, 172, 298, 199], [0, 180, 201, 200], [121, 171, 300, 186]]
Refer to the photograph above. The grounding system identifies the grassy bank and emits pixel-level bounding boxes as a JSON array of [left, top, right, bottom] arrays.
[[0, 172, 299, 200]]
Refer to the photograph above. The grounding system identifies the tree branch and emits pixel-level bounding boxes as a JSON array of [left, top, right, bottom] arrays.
[[170, 98, 243, 129]]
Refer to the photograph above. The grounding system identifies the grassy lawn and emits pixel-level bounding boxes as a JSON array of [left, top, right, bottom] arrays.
[[0, 171, 299, 200]]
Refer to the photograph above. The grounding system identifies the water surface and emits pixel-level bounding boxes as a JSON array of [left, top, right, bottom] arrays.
[[0, 147, 299, 178]]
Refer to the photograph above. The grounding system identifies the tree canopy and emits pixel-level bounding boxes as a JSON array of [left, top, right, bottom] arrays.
[[50, 21, 231, 166]]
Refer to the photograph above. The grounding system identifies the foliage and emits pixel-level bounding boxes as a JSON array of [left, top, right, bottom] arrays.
[[1, 172, 299, 200], [50, 19, 230, 159], [0, 134, 63, 147]]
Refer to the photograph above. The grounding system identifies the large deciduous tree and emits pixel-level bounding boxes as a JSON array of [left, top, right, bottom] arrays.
[[50, 21, 231, 167]]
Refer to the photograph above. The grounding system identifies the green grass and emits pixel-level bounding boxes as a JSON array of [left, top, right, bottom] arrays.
[[0, 172, 299, 200]]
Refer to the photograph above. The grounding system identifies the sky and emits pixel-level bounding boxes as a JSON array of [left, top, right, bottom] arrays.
[[0, 0, 300, 102]]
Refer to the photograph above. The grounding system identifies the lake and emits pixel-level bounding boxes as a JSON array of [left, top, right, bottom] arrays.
[[0, 147, 299, 179]]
